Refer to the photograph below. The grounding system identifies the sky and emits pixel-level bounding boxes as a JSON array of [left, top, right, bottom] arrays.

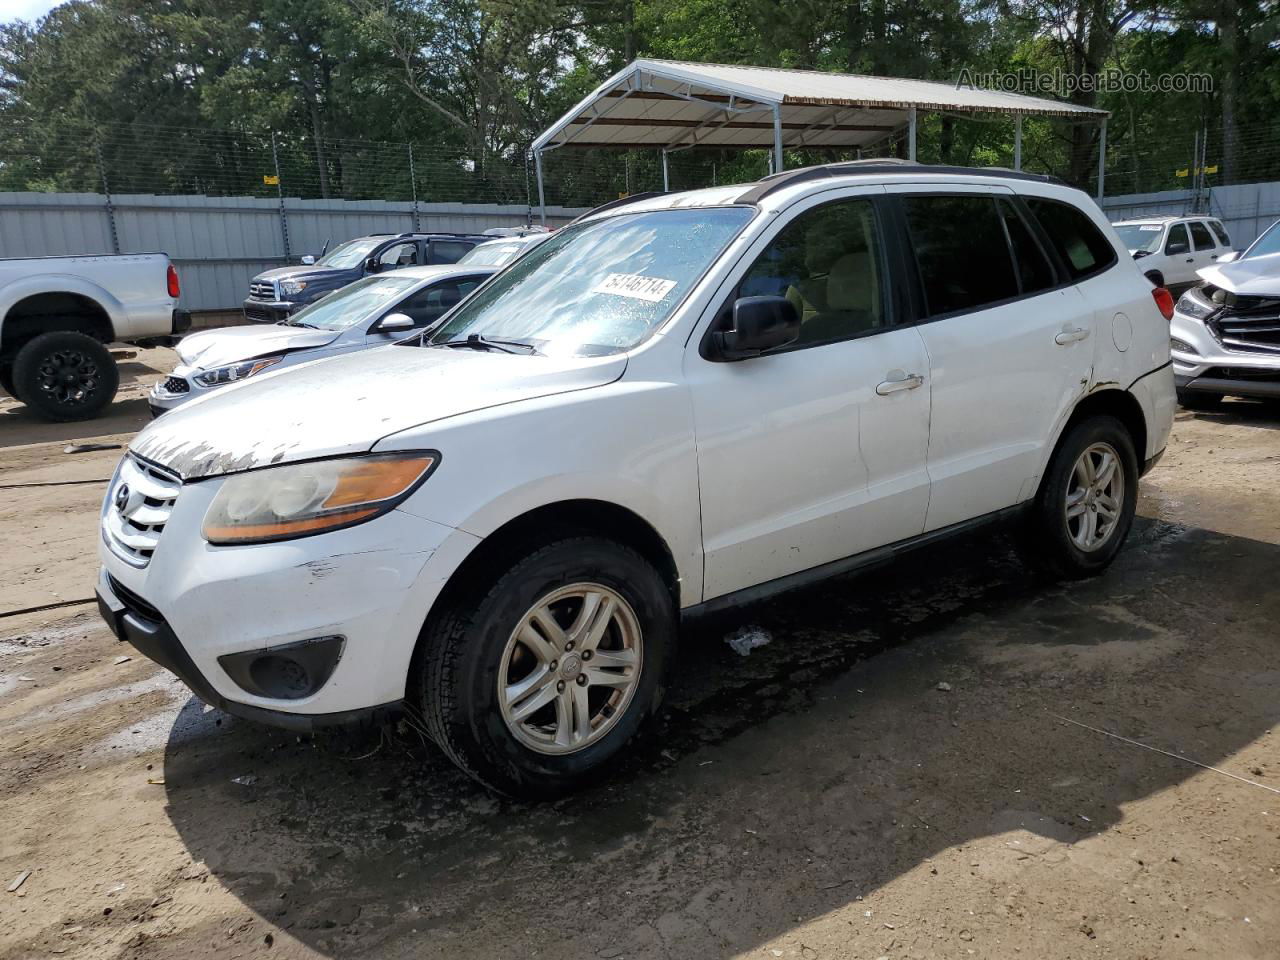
[[0, 0, 63, 23]]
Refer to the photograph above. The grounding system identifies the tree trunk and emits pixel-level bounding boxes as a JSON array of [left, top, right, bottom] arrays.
[[1219, 0, 1239, 184], [300, 72, 331, 199]]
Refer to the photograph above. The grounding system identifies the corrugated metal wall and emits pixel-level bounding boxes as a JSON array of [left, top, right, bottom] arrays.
[[1101, 181, 1280, 249], [0, 192, 589, 311]]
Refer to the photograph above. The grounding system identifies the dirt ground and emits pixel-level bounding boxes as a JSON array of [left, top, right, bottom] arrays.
[[1, 351, 1279, 960]]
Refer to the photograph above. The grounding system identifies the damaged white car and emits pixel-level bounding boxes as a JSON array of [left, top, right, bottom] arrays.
[[149, 265, 494, 415], [97, 163, 1174, 797], [1171, 218, 1280, 408]]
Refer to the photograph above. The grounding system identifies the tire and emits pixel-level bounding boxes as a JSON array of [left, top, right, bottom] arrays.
[[11, 331, 119, 422], [1176, 388, 1222, 410], [1144, 270, 1164, 288], [415, 537, 675, 798], [1022, 415, 1139, 580]]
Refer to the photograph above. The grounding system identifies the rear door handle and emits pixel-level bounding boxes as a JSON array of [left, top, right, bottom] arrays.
[[876, 372, 925, 395], [1054, 327, 1090, 345]]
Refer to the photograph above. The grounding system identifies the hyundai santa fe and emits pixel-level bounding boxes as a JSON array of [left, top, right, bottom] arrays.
[[96, 162, 1176, 797]]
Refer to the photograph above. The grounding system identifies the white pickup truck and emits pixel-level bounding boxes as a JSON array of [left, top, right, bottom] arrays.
[[0, 253, 189, 421]]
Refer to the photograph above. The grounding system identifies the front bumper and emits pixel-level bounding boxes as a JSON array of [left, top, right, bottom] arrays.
[[1170, 306, 1280, 398], [98, 473, 482, 724], [242, 298, 296, 323]]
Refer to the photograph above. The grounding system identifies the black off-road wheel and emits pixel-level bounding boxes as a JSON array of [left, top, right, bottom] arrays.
[[1022, 415, 1139, 580], [11, 331, 119, 422], [415, 537, 676, 799]]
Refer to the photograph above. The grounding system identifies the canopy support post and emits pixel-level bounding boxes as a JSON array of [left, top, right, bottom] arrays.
[[772, 104, 784, 172], [1096, 117, 1107, 201], [1014, 116, 1023, 170], [908, 107, 917, 161], [534, 148, 547, 225], [661, 149, 670, 191]]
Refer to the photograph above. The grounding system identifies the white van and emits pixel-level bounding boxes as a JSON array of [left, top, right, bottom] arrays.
[[97, 163, 1176, 797]]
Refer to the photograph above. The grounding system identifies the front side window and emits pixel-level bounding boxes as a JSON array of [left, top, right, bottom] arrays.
[[395, 277, 485, 327], [1025, 197, 1117, 280], [1189, 221, 1215, 250], [378, 242, 419, 268], [1165, 223, 1190, 254], [736, 197, 889, 345], [1209, 221, 1232, 246], [427, 207, 753, 357], [904, 194, 1019, 316], [287, 275, 421, 331]]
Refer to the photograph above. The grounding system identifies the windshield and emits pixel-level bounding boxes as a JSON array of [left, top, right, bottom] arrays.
[[458, 241, 524, 266], [315, 238, 384, 269], [1114, 223, 1164, 254], [1243, 219, 1280, 260], [428, 207, 754, 356], [287, 275, 420, 331]]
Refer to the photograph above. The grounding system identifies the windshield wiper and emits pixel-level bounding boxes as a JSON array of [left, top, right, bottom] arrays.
[[434, 333, 540, 355], [280, 318, 318, 328]]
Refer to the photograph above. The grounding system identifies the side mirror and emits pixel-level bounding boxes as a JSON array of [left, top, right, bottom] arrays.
[[711, 296, 800, 360], [300, 255, 316, 265], [1132, 250, 1149, 260], [365, 257, 381, 273], [1166, 241, 1189, 255], [378, 312, 415, 332]]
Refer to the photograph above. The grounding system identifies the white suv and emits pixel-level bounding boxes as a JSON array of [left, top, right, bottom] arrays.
[[96, 163, 1176, 797], [1112, 215, 1235, 291]]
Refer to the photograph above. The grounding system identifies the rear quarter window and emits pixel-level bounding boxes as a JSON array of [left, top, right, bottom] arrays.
[[1024, 197, 1117, 281], [1209, 220, 1232, 246]]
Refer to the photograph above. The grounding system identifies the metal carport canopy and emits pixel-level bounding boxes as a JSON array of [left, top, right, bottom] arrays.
[[531, 59, 1111, 218]]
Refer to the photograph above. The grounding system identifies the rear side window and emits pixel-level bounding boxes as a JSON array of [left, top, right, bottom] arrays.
[[1189, 221, 1215, 250], [997, 199, 1056, 294], [903, 195, 1019, 316], [1209, 220, 1231, 246], [430, 240, 474, 263], [1024, 197, 1117, 280]]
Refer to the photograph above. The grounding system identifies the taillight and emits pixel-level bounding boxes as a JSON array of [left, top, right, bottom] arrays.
[[1152, 286, 1174, 321], [166, 264, 181, 299]]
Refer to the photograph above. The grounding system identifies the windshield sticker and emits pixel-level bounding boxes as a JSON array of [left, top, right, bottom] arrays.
[[594, 273, 678, 302], [1138, 225, 1162, 231]]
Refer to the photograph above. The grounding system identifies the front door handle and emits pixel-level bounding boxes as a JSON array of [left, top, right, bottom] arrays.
[[876, 372, 925, 395], [1185, 257, 1194, 263], [1054, 327, 1090, 345]]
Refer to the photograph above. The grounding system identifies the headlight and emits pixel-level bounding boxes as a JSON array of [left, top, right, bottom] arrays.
[[193, 356, 283, 387], [202, 452, 438, 545], [280, 279, 308, 297], [1170, 337, 1198, 356], [1175, 288, 1215, 321]]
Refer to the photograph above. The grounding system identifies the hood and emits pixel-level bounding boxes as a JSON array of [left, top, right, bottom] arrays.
[[1197, 251, 1280, 296], [130, 345, 627, 480], [175, 325, 339, 370], [253, 265, 349, 283]]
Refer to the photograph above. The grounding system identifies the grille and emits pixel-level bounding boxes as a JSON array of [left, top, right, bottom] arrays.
[[103, 455, 181, 568], [108, 574, 163, 624], [249, 280, 277, 301], [1209, 295, 1280, 355], [1205, 367, 1280, 382], [161, 376, 189, 394]]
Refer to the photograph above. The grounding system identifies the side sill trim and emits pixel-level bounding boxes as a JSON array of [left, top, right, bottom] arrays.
[[683, 504, 1026, 619]]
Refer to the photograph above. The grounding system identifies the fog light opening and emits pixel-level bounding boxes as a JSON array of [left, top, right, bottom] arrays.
[[219, 635, 345, 701]]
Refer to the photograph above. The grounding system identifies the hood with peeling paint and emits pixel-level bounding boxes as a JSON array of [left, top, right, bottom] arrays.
[[129, 344, 627, 480], [1197, 251, 1280, 296], [175, 325, 339, 371]]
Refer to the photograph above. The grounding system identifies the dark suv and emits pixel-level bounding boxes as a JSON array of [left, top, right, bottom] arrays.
[[243, 232, 488, 322]]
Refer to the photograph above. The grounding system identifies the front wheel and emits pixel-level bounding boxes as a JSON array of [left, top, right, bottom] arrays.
[[415, 537, 675, 798], [1022, 415, 1138, 580]]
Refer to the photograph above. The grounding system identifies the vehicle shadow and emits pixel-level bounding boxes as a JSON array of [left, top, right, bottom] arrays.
[[160, 516, 1280, 958], [1180, 397, 1280, 430], [0, 352, 165, 448]]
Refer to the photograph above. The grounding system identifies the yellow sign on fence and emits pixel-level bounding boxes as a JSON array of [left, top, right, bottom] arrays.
[[263, 174, 280, 186]]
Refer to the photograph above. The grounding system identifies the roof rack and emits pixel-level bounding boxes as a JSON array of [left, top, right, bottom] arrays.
[[736, 161, 1066, 205], [570, 190, 668, 224]]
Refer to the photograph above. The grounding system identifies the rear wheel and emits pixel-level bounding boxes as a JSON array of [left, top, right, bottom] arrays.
[[11, 331, 119, 421], [1144, 269, 1164, 288], [1022, 415, 1138, 580], [416, 537, 675, 798]]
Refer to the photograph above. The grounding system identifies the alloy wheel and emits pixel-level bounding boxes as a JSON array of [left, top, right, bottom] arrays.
[[1065, 441, 1125, 552]]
